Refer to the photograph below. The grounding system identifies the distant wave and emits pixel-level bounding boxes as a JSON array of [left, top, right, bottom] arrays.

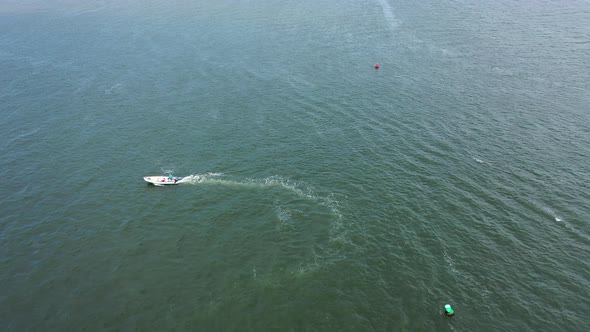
[[104, 82, 123, 95], [65, 3, 109, 17], [1, 126, 44, 150]]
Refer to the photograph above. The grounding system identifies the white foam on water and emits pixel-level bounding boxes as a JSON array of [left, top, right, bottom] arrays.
[[552, 215, 571, 230], [1, 126, 45, 150], [535, 204, 590, 241], [12, 127, 42, 141], [179, 173, 344, 224], [179, 173, 305, 193], [539, 205, 569, 229], [443, 248, 458, 274], [293, 261, 321, 277], [376, 0, 399, 30], [540, 206, 564, 224], [178, 173, 349, 257], [274, 205, 293, 223], [104, 82, 123, 94], [177, 172, 224, 184], [259, 175, 315, 199], [261, 177, 345, 235]]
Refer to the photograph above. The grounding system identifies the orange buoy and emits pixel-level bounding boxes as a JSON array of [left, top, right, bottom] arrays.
[[375, 63, 380, 69]]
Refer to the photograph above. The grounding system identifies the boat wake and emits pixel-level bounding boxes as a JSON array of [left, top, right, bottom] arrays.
[[178, 172, 344, 235], [176, 172, 224, 184], [178, 173, 319, 201], [376, 0, 400, 30], [155, 172, 352, 279]]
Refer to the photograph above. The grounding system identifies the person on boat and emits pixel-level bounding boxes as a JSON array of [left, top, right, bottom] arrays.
[[169, 174, 174, 182]]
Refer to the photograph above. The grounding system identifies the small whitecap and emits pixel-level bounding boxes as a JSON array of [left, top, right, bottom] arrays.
[[274, 206, 292, 223]]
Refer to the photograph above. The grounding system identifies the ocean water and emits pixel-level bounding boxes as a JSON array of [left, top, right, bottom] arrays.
[[1, 0, 590, 330]]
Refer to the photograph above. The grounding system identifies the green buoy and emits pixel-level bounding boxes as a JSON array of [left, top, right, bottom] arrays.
[[444, 304, 455, 317]]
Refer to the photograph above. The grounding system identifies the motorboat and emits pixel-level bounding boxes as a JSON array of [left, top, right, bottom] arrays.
[[143, 175, 182, 186]]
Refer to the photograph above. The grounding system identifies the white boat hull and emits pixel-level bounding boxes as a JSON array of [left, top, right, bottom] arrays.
[[144, 176, 181, 186]]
